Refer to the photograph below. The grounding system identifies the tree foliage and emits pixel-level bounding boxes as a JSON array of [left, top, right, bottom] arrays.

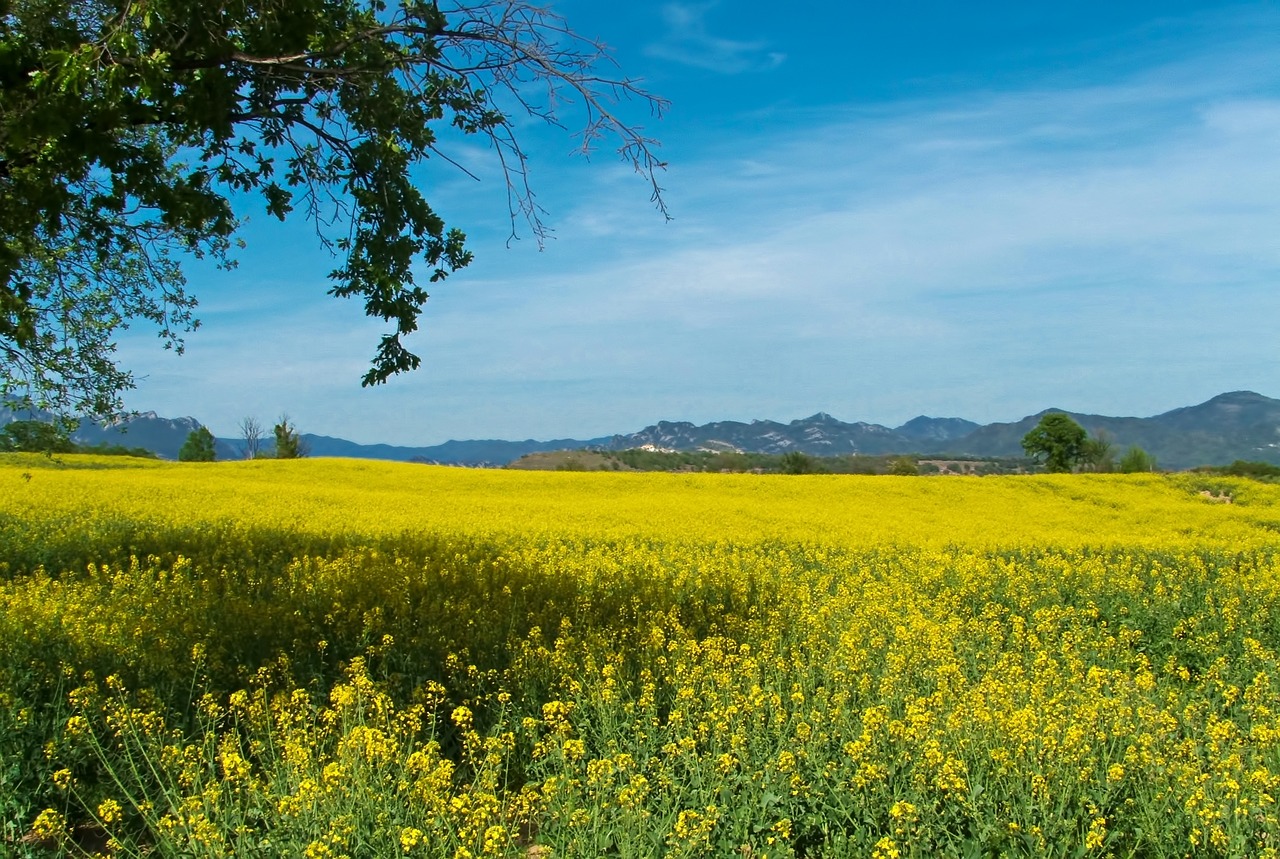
[[779, 450, 818, 475], [1119, 445, 1157, 474], [1080, 429, 1115, 473], [1021, 413, 1089, 473], [272, 415, 306, 459], [178, 425, 216, 461], [1, 0, 666, 417], [1218, 459, 1279, 479], [890, 456, 919, 476], [0, 418, 76, 452]]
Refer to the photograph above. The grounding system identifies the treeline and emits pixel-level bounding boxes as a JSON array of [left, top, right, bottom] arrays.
[[0, 420, 156, 458], [521, 442, 1280, 479], [528, 448, 1031, 475], [1192, 460, 1280, 482], [0, 415, 310, 462]]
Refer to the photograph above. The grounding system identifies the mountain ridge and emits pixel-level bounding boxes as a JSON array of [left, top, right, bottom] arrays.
[[3, 391, 1278, 469]]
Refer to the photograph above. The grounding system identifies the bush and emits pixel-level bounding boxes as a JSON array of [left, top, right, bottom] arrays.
[[779, 451, 817, 474], [1119, 446, 1157, 474], [1223, 460, 1280, 479], [890, 457, 919, 476]]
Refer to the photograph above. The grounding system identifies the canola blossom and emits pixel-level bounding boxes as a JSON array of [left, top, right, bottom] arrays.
[[3, 454, 1280, 857]]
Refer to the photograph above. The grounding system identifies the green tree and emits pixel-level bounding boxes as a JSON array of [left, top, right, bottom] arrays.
[[272, 416, 307, 459], [779, 451, 816, 475], [1, 1, 666, 418], [178, 425, 216, 461], [1118, 446, 1157, 473], [1081, 429, 1116, 473], [0, 419, 76, 452], [1021, 413, 1089, 473], [889, 456, 919, 476]]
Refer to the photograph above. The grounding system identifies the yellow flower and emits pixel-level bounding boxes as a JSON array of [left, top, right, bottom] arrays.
[[96, 799, 123, 825], [871, 836, 900, 859], [30, 808, 66, 841], [562, 738, 585, 761], [481, 825, 507, 855], [400, 827, 424, 853], [1086, 817, 1107, 850]]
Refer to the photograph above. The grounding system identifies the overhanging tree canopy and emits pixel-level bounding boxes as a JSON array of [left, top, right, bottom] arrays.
[[0, 0, 666, 417]]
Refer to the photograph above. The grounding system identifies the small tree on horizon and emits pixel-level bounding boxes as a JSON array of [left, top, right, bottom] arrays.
[[1022, 413, 1089, 473], [1081, 429, 1116, 473], [780, 451, 816, 474], [239, 416, 264, 460], [273, 416, 307, 459], [890, 456, 919, 476], [178, 426, 216, 462], [1119, 446, 1157, 473]]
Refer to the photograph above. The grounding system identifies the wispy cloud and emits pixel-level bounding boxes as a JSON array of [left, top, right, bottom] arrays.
[[644, 2, 785, 74], [468, 24, 1280, 428]]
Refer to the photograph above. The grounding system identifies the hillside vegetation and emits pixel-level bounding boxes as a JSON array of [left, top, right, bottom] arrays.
[[509, 449, 1030, 475], [4, 456, 1280, 857]]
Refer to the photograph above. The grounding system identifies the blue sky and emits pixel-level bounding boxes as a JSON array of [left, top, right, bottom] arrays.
[[119, 1, 1280, 445]]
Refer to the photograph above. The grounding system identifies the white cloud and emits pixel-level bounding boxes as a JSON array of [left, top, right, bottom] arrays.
[[645, 2, 786, 74]]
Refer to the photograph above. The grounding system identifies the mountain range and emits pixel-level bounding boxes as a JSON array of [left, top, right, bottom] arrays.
[[3, 391, 1279, 470]]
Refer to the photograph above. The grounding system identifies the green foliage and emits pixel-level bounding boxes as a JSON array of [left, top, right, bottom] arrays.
[[779, 450, 818, 474], [0, 419, 75, 453], [890, 456, 919, 476], [1022, 413, 1089, 473], [0, 419, 156, 458], [1190, 460, 1280, 482], [76, 441, 157, 459], [595, 449, 1027, 475], [609, 448, 737, 472], [178, 426, 216, 462], [1223, 460, 1280, 478], [272, 417, 305, 459], [1120, 446, 1158, 474], [1081, 430, 1116, 473], [0, 1, 666, 417]]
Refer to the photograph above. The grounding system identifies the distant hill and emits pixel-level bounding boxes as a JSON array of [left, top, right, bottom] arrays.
[[598, 392, 1280, 470], [0, 404, 238, 460], [896, 416, 983, 444], [602, 413, 980, 457], [952, 391, 1280, 469], [294, 434, 612, 466], [4, 391, 1278, 469]]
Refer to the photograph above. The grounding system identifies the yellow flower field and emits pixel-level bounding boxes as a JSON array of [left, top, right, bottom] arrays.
[[5, 453, 1280, 548], [3, 454, 1280, 857]]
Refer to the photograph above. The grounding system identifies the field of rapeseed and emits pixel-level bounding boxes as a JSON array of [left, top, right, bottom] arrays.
[[4, 454, 1280, 857]]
